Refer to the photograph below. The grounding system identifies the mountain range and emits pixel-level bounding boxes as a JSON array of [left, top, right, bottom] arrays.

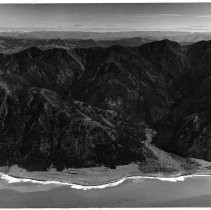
[[1, 30, 211, 43], [0, 37, 211, 171]]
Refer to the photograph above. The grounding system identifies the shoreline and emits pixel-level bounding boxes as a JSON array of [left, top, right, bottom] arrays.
[[1, 164, 211, 190]]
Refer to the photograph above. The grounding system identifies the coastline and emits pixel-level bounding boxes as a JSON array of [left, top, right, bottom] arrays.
[[1, 163, 211, 190]]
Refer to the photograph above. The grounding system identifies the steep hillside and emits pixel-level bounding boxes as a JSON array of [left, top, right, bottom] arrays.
[[1, 39, 211, 172], [71, 40, 211, 163], [0, 46, 146, 171], [152, 40, 211, 161], [71, 40, 188, 124]]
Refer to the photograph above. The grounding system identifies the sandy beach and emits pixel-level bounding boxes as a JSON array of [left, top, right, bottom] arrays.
[[0, 159, 211, 188], [0, 163, 162, 186]]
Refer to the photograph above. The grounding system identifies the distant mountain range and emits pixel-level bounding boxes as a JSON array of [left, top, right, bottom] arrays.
[[0, 36, 154, 54], [1, 30, 211, 43]]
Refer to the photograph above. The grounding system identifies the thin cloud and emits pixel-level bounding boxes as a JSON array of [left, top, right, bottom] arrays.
[[131, 13, 185, 17], [155, 14, 184, 17], [189, 25, 211, 28], [196, 15, 211, 18], [103, 13, 185, 19]]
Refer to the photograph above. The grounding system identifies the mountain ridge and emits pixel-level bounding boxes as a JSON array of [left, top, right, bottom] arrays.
[[0, 38, 211, 171]]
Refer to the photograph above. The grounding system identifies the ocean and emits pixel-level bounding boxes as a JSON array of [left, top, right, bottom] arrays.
[[1, 174, 211, 207]]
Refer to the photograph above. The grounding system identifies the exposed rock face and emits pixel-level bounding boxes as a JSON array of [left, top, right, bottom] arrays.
[[1, 38, 211, 171]]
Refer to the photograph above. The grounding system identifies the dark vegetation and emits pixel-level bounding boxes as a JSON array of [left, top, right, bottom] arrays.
[[1, 38, 211, 171]]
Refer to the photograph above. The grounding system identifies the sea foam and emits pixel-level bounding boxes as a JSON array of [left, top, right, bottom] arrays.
[[1, 172, 211, 190]]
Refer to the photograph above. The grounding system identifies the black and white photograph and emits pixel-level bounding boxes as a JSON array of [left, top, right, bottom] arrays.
[[1, 1, 211, 208]]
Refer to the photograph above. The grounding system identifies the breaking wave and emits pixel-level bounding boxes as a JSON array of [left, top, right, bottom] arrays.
[[1, 172, 211, 190]]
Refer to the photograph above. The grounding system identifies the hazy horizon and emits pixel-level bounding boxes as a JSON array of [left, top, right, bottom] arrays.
[[1, 4, 211, 32]]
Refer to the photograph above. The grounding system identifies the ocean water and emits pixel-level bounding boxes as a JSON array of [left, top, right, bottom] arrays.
[[1, 174, 211, 207]]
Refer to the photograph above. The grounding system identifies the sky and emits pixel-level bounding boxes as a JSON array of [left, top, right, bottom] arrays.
[[1, 4, 211, 32]]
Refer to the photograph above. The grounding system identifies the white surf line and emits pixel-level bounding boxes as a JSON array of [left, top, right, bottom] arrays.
[[1, 172, 211, 191]]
